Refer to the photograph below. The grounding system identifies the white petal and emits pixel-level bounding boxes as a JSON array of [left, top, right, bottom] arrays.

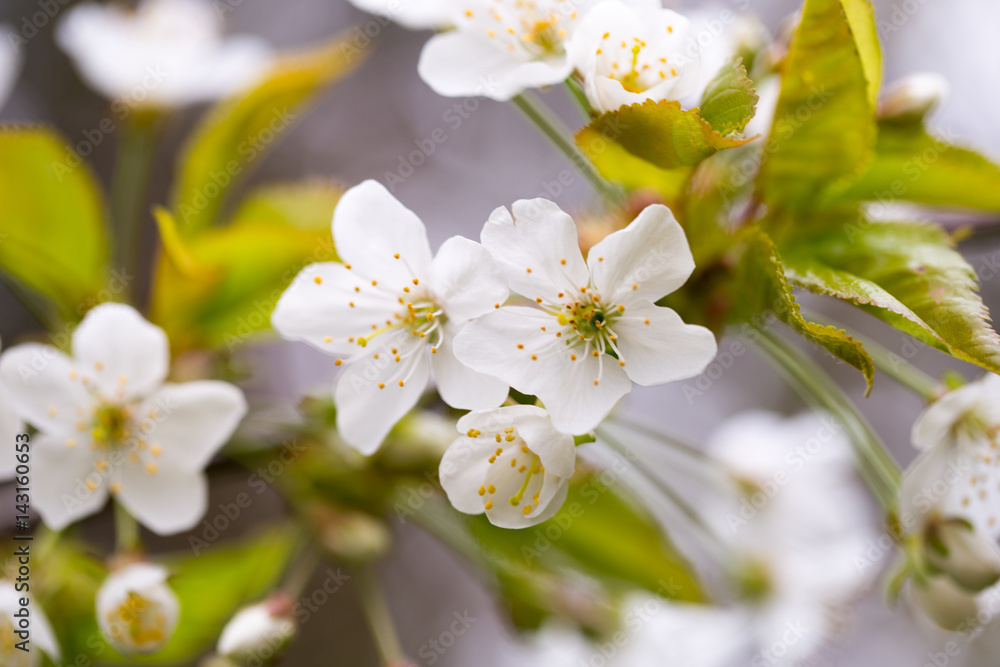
[[432, 325, 509, 410], [428, 236, 509, 322], [348, 0, 452, 29], [0, 24, 22, 111], [481, 200, 589, 301], [335, 336, 431, 455], [418, 31, 571, 101], [911, 375, 995, 451], [0, 584, 61, 660], [516, 414, 576, 478], [588, 204, 695, 304], [0, 387, 24, 480], [116, 464, 208, 535], [271, 261, 399, 356], [613, 301, 717, 386], [72, 303, 169, 401], [32, 433, 107, 531], [455, 307, 631, 433], [927, 522, 1000, 591], [333, 180, 433, 287], [439, 435, 494, 515], [898, 444, 953, 523], [487, 478, 568, 529], [136, 381, 247, 473], [456, 405, 551, 434], [0, 344, 91, 436], [97, 562, 179, 653], [910, 576, 980, 631]]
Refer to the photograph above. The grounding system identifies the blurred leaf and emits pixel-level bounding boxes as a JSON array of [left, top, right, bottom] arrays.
[[576, 126, 691, 205], [577, 100, 752, 172], [100, 526, 298, 664], [735, 228, 875, 391], [150, 191, 336, 352], [778, 215, 1000, 375], [826, 123, 1000, 211], [699, 57, 758, 136], [0, 127, 109, 320], [466, 472, 704, 604], [839, 0, 883, 106], [758, 0, 876, 209], [231, 180, 343, 231], [172, 34, 368, 234]]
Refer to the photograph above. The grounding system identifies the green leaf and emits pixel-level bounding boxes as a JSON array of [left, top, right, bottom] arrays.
[[576, 99, 752, 172], [840, 0, 883, 106], [777, 215, 1000, 376], [699, 57, 759, 136], [576, 126, 692, 205], [735, 228, 875, 391], [102, 526, 299, 664], [0, 127, 109, 320], [149, 192, 337, 352], [172, 34, 368, 234], [757, 0, 876, 209], [826, 123, 1000, 211], [467, 472, 704, 603]]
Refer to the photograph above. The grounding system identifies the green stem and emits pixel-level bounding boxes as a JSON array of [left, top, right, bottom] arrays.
[[110, 111, 160, 303], [114, 502, 141, 553], [511, 91, 621, 205], [354, 565, 404, 665], [747, 326, 902, 509], [281, 541, 321, 599], [802, 310, 943, 403], [564, 77, 593, 121]]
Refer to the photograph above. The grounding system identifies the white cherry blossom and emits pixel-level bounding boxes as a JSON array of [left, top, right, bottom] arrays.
[[417, 0, 660, 101], [439, 405, 575, 528], [56, 0, 272, 107], [347, 0, 453, 30], [568, 1, 700, 113], [453, 198, 717, 435], [0, 340, 24, 482], [218, 596, 296, 660], [0, 582, 60, 667], [0, 303, 247, 534], [97, 563, 179, 655], [0, 27, 23, 112], [271, 179, 509, 455]]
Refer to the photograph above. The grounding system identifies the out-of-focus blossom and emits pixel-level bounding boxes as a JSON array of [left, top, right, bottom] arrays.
[[97, 563, 179, 655], [347, 0, 453, 30], [0, 582, 60, 667], [56, 0, 272, 107], [0, 303, 247, 534]]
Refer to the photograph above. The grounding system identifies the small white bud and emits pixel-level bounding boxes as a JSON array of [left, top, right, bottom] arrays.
[[925, 519, 1000, 592], [878, 73, 949, 121], [217, 595, 296, 661], [96, 563, 179, 655], [910, 574, 979, 632]]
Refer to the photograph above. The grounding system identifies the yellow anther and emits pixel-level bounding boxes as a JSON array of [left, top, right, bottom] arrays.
[[146, 463, 158, 474], [478, 485, 486, 496], [485, 499, 493, 509], [314, 276, 323, 284]]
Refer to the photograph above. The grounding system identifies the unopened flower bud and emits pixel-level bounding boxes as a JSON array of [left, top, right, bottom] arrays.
[[97, 563, 179, 655], [311, 504, 392, 562], [910, 574, 979, 632], [924, 519, 1000, 592], [217, 594, 296, 662], [878, 73, 949, 121]]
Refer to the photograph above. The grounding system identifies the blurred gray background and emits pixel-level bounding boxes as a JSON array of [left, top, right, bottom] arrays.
[[2, 0, 1000, 664]]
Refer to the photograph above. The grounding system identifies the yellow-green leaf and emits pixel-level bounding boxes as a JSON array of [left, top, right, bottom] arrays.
[[758, 0, 876, 209], [577, 99, 752, 172], [699, 57, 759, 136], [840, 0, 883, 106], [172, 34, 367, 234], [825, 123, 1000, 211], [576, 126, 692, 205], [231, 179, 344, 231], [0, 127, 109, 320], [778, 215, 1000, 376], [736, 228, 875, 392]]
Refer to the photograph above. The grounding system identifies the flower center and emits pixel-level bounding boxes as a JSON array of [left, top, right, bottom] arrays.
[[466, 1, 579, 58], [470, 427, 547, 517], [953, 412, 1000, 527], [91, 403, 133, 448], [106, 591, 168, 650], [597, 31, 680, 93]]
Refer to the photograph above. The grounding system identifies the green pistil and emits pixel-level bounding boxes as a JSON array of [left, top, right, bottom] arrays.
[[509, 454, 541, 506]]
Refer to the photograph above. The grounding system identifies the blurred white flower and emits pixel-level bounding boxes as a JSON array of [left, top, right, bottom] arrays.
[[0, 27, 23, 112], [56, 0, 272, 107], [0, 303, 247, 534], [439, 405, 575, 528], [347, 0, 453, 30], [217, 596, 296, 661], [454, 199, 716, 435], [878, 72, 949, 121], [0, 340, 25, 483], [271, 180, 509, 455], [417, 0, 659, 101], [567, 1, 700, 114], [97, 563, 179, 655], [705, 411, 879, 664], [0, 582, 61, 667]]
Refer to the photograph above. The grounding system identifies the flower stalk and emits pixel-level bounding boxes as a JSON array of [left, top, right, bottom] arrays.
[[354, 565, 405, 665]]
